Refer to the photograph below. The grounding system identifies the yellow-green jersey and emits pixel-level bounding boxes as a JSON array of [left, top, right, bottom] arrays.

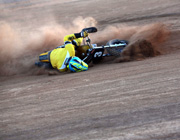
[[50, 34, 83, 72]]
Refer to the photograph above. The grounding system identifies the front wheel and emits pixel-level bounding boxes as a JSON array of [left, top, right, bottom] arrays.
[[106, 39, 128, 56]]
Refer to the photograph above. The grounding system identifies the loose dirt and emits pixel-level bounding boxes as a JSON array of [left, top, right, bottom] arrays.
[[0, 0, 180, 140]]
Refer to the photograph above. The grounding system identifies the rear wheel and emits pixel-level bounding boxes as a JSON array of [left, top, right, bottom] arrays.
[[106, 39, 128, 56]]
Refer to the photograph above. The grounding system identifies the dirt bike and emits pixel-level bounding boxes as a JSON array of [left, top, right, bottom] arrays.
[[35, 27, 128, 69], [76, 27, 128, 64]]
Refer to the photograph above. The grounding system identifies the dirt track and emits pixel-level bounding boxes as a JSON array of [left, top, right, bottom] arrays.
[[0, 0, 180, 140]]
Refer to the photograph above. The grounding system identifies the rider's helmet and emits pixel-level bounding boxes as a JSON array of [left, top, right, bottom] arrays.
[[67, 56, 88, 72]]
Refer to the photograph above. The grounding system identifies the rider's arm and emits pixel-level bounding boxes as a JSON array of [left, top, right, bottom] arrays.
[[63, 33, 82, 50], [64, 34, 76, 43], [64, 31, 88, 44], [64, 33, 81, 49]]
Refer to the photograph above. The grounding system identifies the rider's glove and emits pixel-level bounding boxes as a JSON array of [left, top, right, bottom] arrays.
[[81, 30, 88, 38]]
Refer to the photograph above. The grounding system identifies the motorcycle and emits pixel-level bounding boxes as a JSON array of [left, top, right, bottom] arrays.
[[35, 27, 128, 70], [76, 27, 128, 64]]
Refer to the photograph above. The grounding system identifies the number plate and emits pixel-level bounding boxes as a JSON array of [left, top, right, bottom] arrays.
[[94, 52, 103, 58]]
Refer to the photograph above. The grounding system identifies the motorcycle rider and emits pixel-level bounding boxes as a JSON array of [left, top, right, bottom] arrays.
[[35, 30, 89, 72]]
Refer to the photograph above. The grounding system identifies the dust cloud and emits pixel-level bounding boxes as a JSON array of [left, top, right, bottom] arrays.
[[0, 17, 97, 75], [0, 17, 170, 76], [105, 23, 170, 62]]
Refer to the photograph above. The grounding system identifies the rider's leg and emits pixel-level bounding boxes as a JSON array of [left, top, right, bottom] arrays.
[[39, 51, 51, 62], [35, 51, 53, 69]]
